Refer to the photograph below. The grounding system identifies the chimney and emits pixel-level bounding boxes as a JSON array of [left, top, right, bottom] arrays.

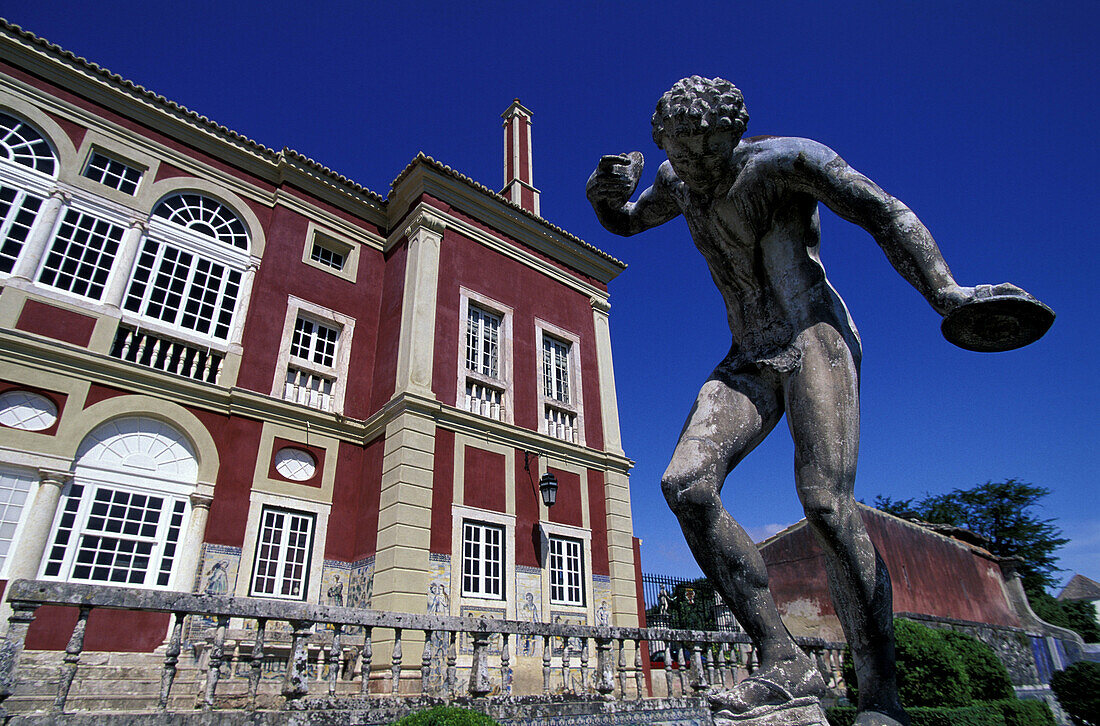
[[501, 99, 540, 216]]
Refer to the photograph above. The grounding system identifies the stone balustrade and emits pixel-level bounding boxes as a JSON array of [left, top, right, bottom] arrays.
[[0, 579, 846, 720]]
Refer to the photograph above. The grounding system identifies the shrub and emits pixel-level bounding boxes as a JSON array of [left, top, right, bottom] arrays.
[[993, 698, 1056, 726], [388, 706, 501, 726], [828, 705, 1008, 726], [941, 630, 1014, 701], [893, 619, 971, 707], [1050, 661, 1100, 726]]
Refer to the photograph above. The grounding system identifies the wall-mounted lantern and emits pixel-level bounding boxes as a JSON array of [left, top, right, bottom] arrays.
[[524, 451, 559, 508]]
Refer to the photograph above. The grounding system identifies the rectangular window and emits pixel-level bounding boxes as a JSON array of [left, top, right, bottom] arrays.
[[542, 336, 571, 403], [123, 238, 242, 340], [42, 482, 187, 588], [82, 151, 143, 195], [0, 183, 43, 274], [290, 317, 339, 367], [37, 208, 124, 300], [309, 240, 345, 271], [549, 536, 584, 606], [251, 507, 314, 600], [466, 305, 501, 379], [0, 467, 33, 575], [461, 520, 503, 599]]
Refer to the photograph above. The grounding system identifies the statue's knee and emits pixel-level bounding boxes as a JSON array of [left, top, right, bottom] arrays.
[[802, 493, 844, 532], [661, 468, 718, 515]]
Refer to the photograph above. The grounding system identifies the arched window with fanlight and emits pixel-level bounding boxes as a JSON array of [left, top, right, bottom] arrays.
[[40, 416, 196, 589], [122, 192, 251, 341], [0, 112, 58, 275]]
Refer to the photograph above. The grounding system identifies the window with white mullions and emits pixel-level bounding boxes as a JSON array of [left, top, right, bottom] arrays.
[[549, 536, 584, 606], [462, 520, 503, 599], [466, 305, 501, 379], [291, 317, 339, 367], [0, 183, 43, 274], [310, 241, 345, 270], [82, 152, 142, 195], [123, 238, 242, 340], [153, 193, 248, 250], [37, 208, 125, 300], [542, 336, 571, 403], [0, 467, 33, 576], [0, 112, 57, 176], [251, 507, 314, 600]]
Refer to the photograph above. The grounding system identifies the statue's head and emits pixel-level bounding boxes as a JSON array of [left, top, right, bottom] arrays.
[[652, 76, 748, 193], [651, 76, 749, 148]]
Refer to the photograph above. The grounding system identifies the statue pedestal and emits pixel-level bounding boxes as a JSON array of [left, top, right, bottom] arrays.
[[713, 701, 829, 726]]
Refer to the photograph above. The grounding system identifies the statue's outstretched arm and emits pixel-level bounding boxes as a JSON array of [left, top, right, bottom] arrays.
[[586, 153, 680, 236], [790, 142, 971, 315]]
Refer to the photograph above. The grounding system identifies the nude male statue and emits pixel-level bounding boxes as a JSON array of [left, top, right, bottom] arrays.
[[587, 76, 1050, 725]]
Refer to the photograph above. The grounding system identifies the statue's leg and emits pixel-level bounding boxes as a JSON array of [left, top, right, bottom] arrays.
[[784, 325, 908, 726], [661, 370, 821, 708]]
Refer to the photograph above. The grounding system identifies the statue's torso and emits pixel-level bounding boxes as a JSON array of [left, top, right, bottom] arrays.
[[665, 137, 859, 371]]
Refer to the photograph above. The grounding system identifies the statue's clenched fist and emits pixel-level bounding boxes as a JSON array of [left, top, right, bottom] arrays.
[[586, 151, 644, 208]]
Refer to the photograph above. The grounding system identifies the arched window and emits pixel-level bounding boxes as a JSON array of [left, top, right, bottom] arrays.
[[41, 417, 196, 589], [0, 112, 58, 275], [123, 193, 250, 341]]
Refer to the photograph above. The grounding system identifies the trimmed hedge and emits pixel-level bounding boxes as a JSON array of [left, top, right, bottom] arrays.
[[993, 698, 1056, 726], [827, 705, 1008, 726], [941, 631, 1014, 702], [388, 706, 501, 726], [1050, 660, 1100, 726]]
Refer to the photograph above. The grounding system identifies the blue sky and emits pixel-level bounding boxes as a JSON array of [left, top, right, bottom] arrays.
[[7, 1, 1096, 590]]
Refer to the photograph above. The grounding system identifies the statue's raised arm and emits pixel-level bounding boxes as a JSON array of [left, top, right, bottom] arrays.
[[586, 152, 680, 236]]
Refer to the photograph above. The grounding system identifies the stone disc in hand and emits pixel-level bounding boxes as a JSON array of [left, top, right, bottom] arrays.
[[941, 294, 1055, 352]]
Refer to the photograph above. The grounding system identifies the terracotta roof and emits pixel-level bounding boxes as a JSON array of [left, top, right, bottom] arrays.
[[390, 153, 626, 269], [1058, 573, 1100, 601], [1, 19, 622, 269]]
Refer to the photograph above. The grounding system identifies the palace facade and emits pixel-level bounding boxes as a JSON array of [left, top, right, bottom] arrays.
[[0, 20, 642, 653]]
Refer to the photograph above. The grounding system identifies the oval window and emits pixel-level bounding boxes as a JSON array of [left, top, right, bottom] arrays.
[[0, 390, 58, 431], [274, 447, 316, 481]]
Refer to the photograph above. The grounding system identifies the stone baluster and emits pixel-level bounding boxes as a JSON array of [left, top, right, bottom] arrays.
[[282, 619, 312, 701], [203, 615, 230, 710], [663, 641, 674, 696], [719, 642, 732, 688], [579, 636, 589, 693], [561, 636, 571, 693], [706, 642, 718, 689], [158, 612, 185, 711], [359, 627, 373, 695], [329, 624, 343, 696], [390, 628, 402, 695], [248, 619, 267, 709], [317, 644, 326, 684], [53, 605, 90, 713], [542, 635, 552, 695], [500, 633, 512, 695], [594, 636, 614, 696], [634, 638, 645, 698], [446, 632, 458, 697], [617, 638, 627, 696], [691, 640, 708, 693], [0, 602, 37, 717], [420, 628, 432, 696], [676, 643, 687, 695], [468, 631, 492, 697], [229, 642, 241, 680]]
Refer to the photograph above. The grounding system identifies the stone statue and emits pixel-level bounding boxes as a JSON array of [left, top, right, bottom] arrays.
[[587, 76, 1052, 726]]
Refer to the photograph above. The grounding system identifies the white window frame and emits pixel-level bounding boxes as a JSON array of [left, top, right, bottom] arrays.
[[237, 491, 329, 603], [535, 319, 585, 446], [0, 111, 57, 279], [39, 471, 191, 591], [451, 504, 515, 611], [81, 149, 144, 196], [548, 535, 585, 606], [461, 519, 505, 600], [457, 289, 513, 424], [301, 222, 360, 283], [270, 296, 356, 414], [537, 519, 592, 615], [249, 505, 316, 601], [35, 203, 127, 301], [0, 465, 36, 580]]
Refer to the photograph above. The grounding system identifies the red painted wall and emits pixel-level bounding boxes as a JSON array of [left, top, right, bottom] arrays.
[[760, 508, 1023, 630], [463, 447, 506, 513], [356, 437, 384, 561], [370, 242, 407, 412], [45, 112, 85, 151], [325, 438, 383, 562], [198, 413, 263, 548], [432, 224, 605, 449], [514, 449, 541, 569], [15, 299, 96, 347], [430, 429, 456, 554], [587, 469, 609, 577], [548, 468, 582, 528], [27, 607, 169, 652]]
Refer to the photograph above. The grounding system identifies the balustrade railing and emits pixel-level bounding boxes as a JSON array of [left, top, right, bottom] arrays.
[[0, 579, 845, 716], [110, 325, 223, 384]]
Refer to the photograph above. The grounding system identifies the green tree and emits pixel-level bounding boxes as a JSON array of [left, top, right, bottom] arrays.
[[1029, 591, 1100, 643], [873, 479, 1068, 593]]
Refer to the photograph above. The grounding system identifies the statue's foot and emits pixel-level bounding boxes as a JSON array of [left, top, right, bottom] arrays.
[[853, 710, 909, 726], [709, 658, 825, 718]]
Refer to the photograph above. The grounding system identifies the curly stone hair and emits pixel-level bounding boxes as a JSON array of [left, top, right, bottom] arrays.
[[651, 76, 750, 148]]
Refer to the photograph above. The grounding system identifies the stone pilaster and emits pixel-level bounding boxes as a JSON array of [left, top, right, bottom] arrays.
[[604, 470, 639, 626], [101, 219, 146, 310], [393, 209, 444, 398], [590, 296, 624, 456], [176, 488, 214, 592], [9, 189, 68, 282]]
